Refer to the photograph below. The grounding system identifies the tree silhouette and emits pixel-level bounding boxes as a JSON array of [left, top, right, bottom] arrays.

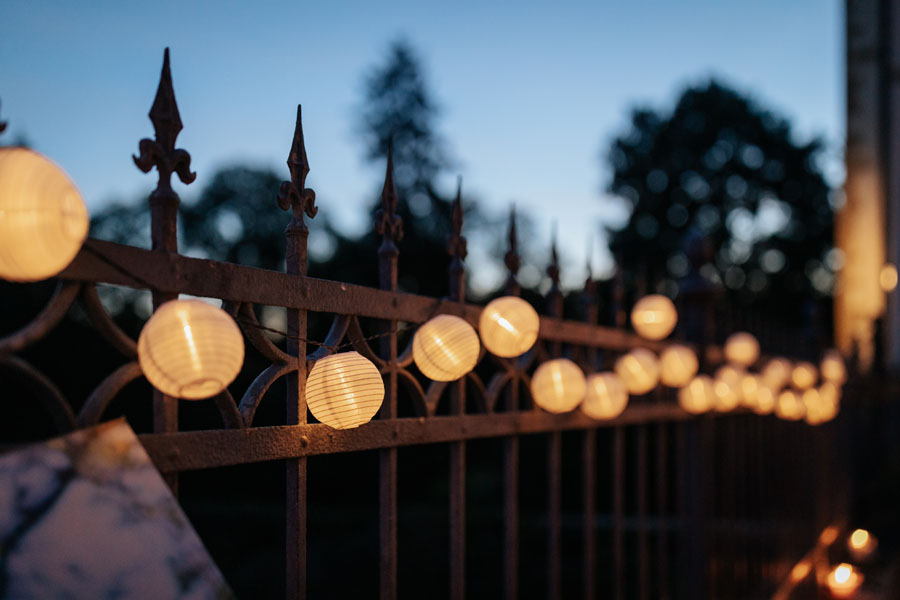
[[605, 80, 834, 325]]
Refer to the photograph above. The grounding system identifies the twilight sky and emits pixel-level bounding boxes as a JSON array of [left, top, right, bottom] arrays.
[[1, 0, 842, 293]]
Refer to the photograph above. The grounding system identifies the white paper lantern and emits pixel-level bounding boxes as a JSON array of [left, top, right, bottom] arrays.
[[412, 315, 480, 381], [791, 362, 818, 390], [138, 299, 245, 399], [582, 372, 628, 420], [630, 294, 677, 340], [713, 365, 743, 411], [761, 358, 793, 391], [614, 348, 660, 395], [306, 351, 385, 429], [0, 147, 89, 282], [724, 332, 760, 366], [479, 296, 540, 357], [530, 358, 586, 414], [678, 375, 716, 414], [774, 389, 805, 421], [821, 349, 847, 384], [752, 384, 776, 415], [659, 344, 698, 387]]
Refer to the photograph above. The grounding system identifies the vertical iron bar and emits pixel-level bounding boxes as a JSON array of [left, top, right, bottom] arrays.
[[613, 426, 625, 600], [545, 232, 563, 600], [656, 420, 669, 600], [503, 207, 521, 600], [582, 255, 598, 600], [636, 425, 648, 600]]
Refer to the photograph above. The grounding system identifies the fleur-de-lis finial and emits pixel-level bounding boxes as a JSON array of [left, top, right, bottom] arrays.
[[547, 222, 560, 287], [375, 145, 403, 244], [447, 176, 467, 261], [584, 234, 597, 296], [0, 100, 7, 135], [133, 48, 196, 189], [277, 105, 317, 222], [504, 204, 520, 276]]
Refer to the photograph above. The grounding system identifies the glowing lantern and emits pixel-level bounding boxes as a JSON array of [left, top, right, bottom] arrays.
[[826, 563, 862, 598], [848, 528, 877, 562], [724, 332, 760, 366], [821, 349, 847, 384], [0, 147, 89, 282], [713, 364, 742, 411], [614, 348, 660, 395], [678, 375, 716, 414], [479, 296, 540, 357], [752, 384, 776, 415], [774, 389, 805, 421], [802, 388, 827, 425], [761, 358, 792, 391], [820, 381, 842, 406], [791, 362, 818, 389], [306, 351, 384, 429], [630, 295, 677, 340], [412, 315, 480, 381], [530, 358, 586, 414], [880, 263, 898, 292], [138, 299, 245, 399], [582, 372, 628, 420], [790, 561, 811, 582], [659, 344, 698, 387]]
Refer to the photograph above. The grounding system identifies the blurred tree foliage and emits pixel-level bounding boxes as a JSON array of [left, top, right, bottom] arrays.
[[606, 80, 834, 326]]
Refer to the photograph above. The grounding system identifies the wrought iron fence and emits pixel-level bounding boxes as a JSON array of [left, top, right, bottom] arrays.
[[0, 49, 848, 599]]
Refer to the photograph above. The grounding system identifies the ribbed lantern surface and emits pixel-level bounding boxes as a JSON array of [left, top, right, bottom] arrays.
[[138, 299, 244, 400], [614, 348, 660, 395], [659, 344, 698, 387], [679, 375, 716, 414], [530, 358, 586, 414], [582, 372, 628, 420], [0, 147, 88, 282], [630, 294, 677, 340], [412, 315, 480, 381], [479, 296, 540, 357], [306, 351, 384, 429], [724, 331, 760, 366]]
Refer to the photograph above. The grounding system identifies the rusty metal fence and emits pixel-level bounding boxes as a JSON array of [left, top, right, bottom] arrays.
[[0, 50, 848, 599]]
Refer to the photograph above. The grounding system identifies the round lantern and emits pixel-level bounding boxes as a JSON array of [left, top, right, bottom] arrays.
[[630, 294, 677, 340], [752, 384, 776, 415], [479, 296, 540, 357], [614, 348, 660, 395], [713, 364, 743, 411], [819, 381, 842, 406], [0, 147, 89, 282], [582, 372, 628, 420], [138, 299, 245, 400], [774, 389, 805, 421], [724, 332, 760, 366], [739, 373, 761, 408], [412, 315, 480, 381], [530, 358, 586, 414], [820, 349, 847, 384], [659, 344, 698, 387], [826, 563, 862, 598], [761, 358, 793, 391], [848, 529, 877, 562], [678, 375, 716, 414], [306, 351, 385, 429], [791, 361, 818, 390]]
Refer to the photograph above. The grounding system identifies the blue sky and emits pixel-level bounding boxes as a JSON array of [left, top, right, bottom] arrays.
[[1, 1, 842, 293]]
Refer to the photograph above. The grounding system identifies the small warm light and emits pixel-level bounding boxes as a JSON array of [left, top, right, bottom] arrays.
[[752, 384, 776, 415], [479, 296, 540, 357], [826, 563, 862, 598], [802, 388, 828, 425], [0, 147, 89, 282], [138, 299, 245, 400], [821, 349, 847, 384], [774, 389, 805, 421], [412, 315, 480, 381], [614, 348, 660, 395], [530, 358, 586, 414], [791, 362, 818, 389], [848, 528, 878, 562], [849, 529, 869, 550], [880, 263, 898, 292], [739, 373, 760, 408], [306, 351, 385, 429], [713, 364, 743, 411], [790, 560, 811, 582], [582, 372, 628, 420], [630, 294, 677, 340], [659, 344, 698, 387], [678, 375, 716, 414], [820, 525, 840, 545], [724, 331, 760, 366], [761, 358, 793, 391]]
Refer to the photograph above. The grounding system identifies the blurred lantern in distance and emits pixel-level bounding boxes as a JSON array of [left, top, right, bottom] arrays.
[[630, 294, 677, 340], [306, 351, 384, 429], [615, 348, 660, 395], [582, 372, 628, 420], [752, 384, 776, 415], [713, 364, 743, 411], [848, 528, 877, 562], [679, 375, 716, 414], [412, 315, 479, 381], [761, 358, 793, 391], [821, 349, 847, 384], [659, 344, 698, 387], [826, 563, 862, 598], [791, 362, 818, 389], [0, 147, 89, 282], [775, 389, 805, 420], [138, 299, 245, 399], [739, 373, 761, 408], [724, 331, 760, 366], [479, 296, 540, 357], [880, 263, 898, 292], [530, 358, 586, 414]]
